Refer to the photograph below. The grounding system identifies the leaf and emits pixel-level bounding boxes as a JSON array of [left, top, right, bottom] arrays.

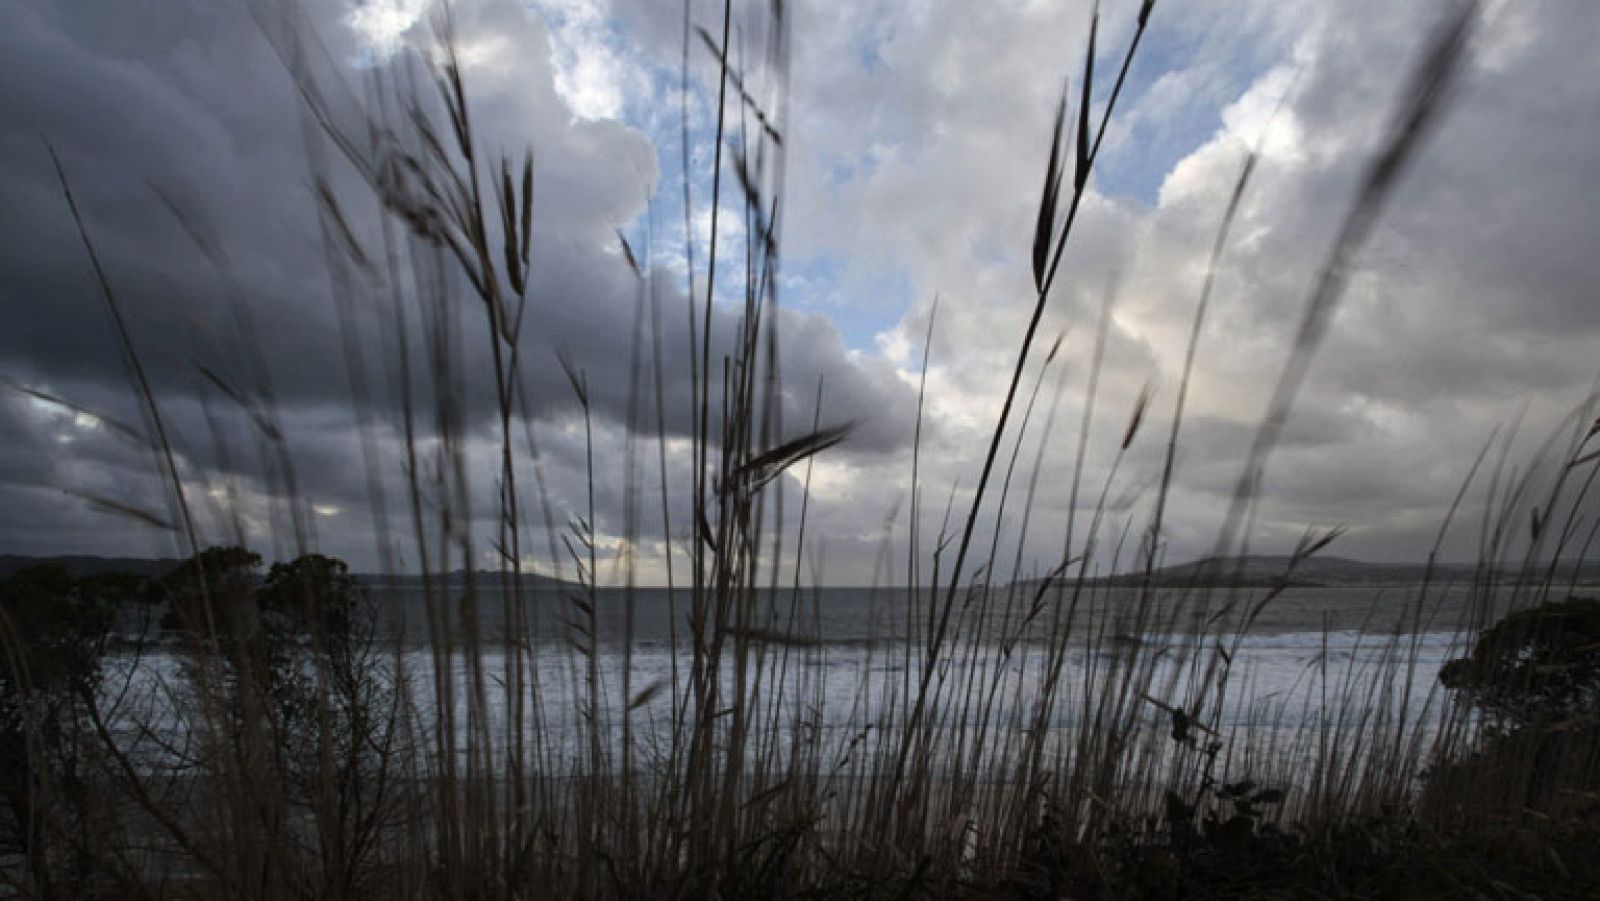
[[1044, 330, 1067, 365], [1250, 788, 1286, 805], [499, 157, 527, 296], [520, 150, 534, 269], [698, 509, 720, 554], [742, 778, 792, 809], [725, 421, 856, 494], [617, 229, 642, 278], [315, 178, 371, 270], [555, 350, 589, 407], [64, 490, 175, 531], [1292, 524, 1347, 563], [695, 27, 784, 147], [566, 593, 593, 617], [1121, 380, 1154, 450], [628, 678, 668, 710], [1073, 3, 1099, 195], [194, 364, 251, 412], [1032, 88, 1068, 293]]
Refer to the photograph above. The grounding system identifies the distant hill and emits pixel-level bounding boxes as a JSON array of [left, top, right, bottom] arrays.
[[0, 555, 580, 591], [1130, 555, 1436, 586], [1043, 555, 1600, 588], [7, 554, 1596, 593]]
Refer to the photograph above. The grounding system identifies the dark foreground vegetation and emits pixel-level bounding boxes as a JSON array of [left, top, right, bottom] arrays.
[[4, 0, 1598, 897], [5, 556, 1599, 899]]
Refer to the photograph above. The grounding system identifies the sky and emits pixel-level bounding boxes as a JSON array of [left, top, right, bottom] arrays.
[[1, 0, 1597, 584]]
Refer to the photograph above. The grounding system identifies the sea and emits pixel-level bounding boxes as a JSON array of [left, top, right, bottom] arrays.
[[103, 582, 1490, 777]]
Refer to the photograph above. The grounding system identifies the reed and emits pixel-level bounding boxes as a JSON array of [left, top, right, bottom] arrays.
[[4, 0, 1597, 897]]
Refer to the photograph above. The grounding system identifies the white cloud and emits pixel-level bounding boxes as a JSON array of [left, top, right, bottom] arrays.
[[530, 0, 646, 121], [347, 0, 430, 58], [647, 0, 1600, 572], [4, 0, 1598, 582]]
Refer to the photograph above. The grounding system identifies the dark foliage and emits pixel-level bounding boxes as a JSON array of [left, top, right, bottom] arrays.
[[1439, 596, 1600, 732], [0, 564, 142, 890], [1429, 597, 1600, 827], [149, 544, 263, 637], [256, 553, 364, 660]]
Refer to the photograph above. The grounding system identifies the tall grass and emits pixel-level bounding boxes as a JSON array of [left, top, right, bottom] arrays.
[[4, 0, 1598, 897]]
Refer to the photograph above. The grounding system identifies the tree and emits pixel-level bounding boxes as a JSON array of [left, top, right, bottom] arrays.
[[256, 553, 363, 658], [150, 545, 262, 637], [152, 547, 375, 730], [153, 548, 399, 888], [253, 554, 398, 892], [251, 553, 371, 730], [0, 564, 142, 891], [1439, 596, 1600, 733], [1431, 596, 1600, 820]]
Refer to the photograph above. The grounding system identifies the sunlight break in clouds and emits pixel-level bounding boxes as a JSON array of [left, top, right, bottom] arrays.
[[347, 0, 429, 58], [345, 0, 639, 123], [530, 0, 640, 120]]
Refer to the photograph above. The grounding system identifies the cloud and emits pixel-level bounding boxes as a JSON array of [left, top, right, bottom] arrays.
[[615, 0, 1600, 574], [0, 0, 921, 579], [1, 0, 1597, 583]]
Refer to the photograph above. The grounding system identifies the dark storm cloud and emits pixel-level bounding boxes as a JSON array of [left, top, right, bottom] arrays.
[[0, 0, 920, 568], [5, 0, 1599, 583]]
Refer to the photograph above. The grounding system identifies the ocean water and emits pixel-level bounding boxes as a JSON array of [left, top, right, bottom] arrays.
[[373, 582, 1482, 645], [102, 583, 1479, 776]]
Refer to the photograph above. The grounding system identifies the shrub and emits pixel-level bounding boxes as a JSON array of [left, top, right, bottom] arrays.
[[1438, 596, 1600, 733], [0, 564, 139, 890], [1430, 597, 1600, 829]]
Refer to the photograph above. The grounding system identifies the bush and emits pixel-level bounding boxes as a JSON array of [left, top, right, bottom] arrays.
[[0, 564, 141, 890], [1430, 597, 1600, 826], [1439, 596, 1600, 733]]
